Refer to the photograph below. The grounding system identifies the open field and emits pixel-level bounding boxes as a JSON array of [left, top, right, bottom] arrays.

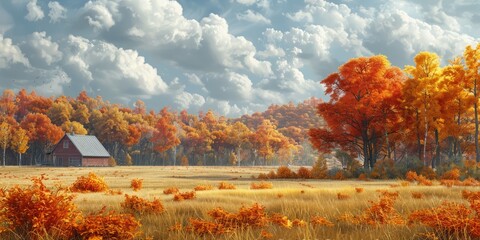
[[0, 166, 475, 239]]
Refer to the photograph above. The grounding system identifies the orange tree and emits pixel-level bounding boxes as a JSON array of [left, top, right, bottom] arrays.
[[309, 55, 404, 169]]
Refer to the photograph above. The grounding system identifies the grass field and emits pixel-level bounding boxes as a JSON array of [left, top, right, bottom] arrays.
[[0, 166, 473, 239]]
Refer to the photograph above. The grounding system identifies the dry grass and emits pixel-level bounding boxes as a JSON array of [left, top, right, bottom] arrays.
[[0, 166, 474, 239]]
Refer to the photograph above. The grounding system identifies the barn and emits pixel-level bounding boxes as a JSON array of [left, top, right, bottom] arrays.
[[50, 134, 111, 167]]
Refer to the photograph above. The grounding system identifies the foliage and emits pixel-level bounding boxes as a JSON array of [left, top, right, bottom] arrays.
[[163, 187, 180, 195], [296, 166, 312, 179], [370, 158, 397, 179], [70, 172, 108, 192], [339, 190, 404, 225], [194, 185, 214, 191], [74, 207, 141, 240], [276, 166, 295, 178], [310, 216, 334, 227], [311, 156, 328, 179], [218, 182, 236, 190], [173, 191, 196, 201], [130, 178, 143, 191], [0, 175, 80, 239], [121, 194, 165, 214], [337, 192, 350, 200], [250, 181, 273, 189]]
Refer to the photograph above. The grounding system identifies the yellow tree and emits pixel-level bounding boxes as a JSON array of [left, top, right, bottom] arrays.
[[10, 127, 29, 166], [61, 121, 88, 135], [464, 44, 480, 162], [404, 52, 443, 168], [440, 58, 474, 161], [227, 121, 252, 166], [250, 120, 283, 165], [0, 121, 11, 167], [47, 100, 73, 126]]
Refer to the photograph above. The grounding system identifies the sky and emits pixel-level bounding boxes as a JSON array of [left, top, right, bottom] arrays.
[[0, 0, 479, 117]]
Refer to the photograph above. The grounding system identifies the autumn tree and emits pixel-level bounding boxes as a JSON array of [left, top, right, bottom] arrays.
[[61, 121, 88, 135], [227, 121, 252, 166], [404, 52, 443, 168], [150, 114, 180, 165], [0, 89, 17, 117], [309, 55, 405, 169], [89, 106, 129, 158], [250, 120, 287, 165], [464, 44, 480, 162], [10, 127, 29, 166], [20, 113, 63, 165], [0, 121, 11, 167]]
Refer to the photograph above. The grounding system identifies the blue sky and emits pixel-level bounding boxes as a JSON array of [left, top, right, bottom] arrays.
[[0, 0, 479, 117]]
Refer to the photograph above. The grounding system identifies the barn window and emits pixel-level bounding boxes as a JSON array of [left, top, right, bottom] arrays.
[[63, 140, 69, 148]]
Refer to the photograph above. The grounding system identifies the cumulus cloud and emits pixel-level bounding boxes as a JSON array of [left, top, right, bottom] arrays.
[[63, 35, 167, 102], [257, 44, 285, 58], [48, 1, 67, 23], [25, 0, 44, 22], [80, 1, 116, 31], [174, 91, 206, 110], [237, 10, 271, 24], [23, 31, 62, 67], [0, 35, 30, 68], [202, 71, 253, 102]]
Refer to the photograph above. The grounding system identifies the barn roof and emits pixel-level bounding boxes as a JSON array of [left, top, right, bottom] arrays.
[[65, 134, 110, 157]]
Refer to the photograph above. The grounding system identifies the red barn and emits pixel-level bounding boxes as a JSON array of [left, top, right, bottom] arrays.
[[50, 134, 111, 167]]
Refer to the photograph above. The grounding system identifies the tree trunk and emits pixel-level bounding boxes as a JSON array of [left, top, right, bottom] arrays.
[[416, 110, 422, 161], [19, 153, 22, 166], [2, 145, 5, 167], [475, 77, 480, 162], [432, 128, 440, 169]]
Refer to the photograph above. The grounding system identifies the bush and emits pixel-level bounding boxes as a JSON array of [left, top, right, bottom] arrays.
[[173, 191, 196, 201], [297, 167, 312, 179], [121, 194, 165, 214], [250, 181, 273, 189], [75, 208, 141, 240], [337, 192, 350, 200], [276, 166, 294, 178], [310, 216, 334, 227], [108, 157, 117, 167], [0, 176, 80, 239], [194, 185, 214, 191], [420, 167, 437, 180], [441, 168, 461, 180], [130, 178, 143, 191], [370, 158, 397, 179], [311, 156, 328, 179], [70, 172, 108, 192], [163, 187, 180, 195], [218, 182, 236, 190]]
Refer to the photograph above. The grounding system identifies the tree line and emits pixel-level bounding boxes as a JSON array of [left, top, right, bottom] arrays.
[[0, 89, 323, 166]]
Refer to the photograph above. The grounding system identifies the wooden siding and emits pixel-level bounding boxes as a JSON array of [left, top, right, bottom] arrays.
[[82, 157, 109, 167], [53, 137, 82, 167]]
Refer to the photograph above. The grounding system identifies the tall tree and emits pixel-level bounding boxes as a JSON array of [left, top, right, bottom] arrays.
[[464, 44, 480, 162], [150, 115, 180, 165], [10, 127, 29, 166], [404, 52, 443, 168], [309, 55, 404, 169], [0, 121, 11, 167]]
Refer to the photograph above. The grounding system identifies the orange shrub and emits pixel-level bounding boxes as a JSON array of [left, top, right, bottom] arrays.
[[70, 172, 108, 192], [257, 173, 268, 180], [355, 187, 364, 193], [276, 166, 294, 178], [462, 177, 480, 186], [121, 194, 165, 214], [194, 185, 214, 191], [292, 219, 307, 227], [130, 178, 143, 191], [0, 176, 80, 239], [269, 213, 292, 228], [75, 207, 141, 240], [441, 168, 460, 180], [420, 167, 437, 180], [218, 181, 236, 190], [409, 201, 479, 238], [339, 190, 404, 225], [186, 203, 269, 235], [266, 170, 277, 179], [296, 167, 312, 179], [417, 175, 433, 186], [173, 191, 196, 201], [163, 187, 180, 195], [405, 171, 418, 182], [337, 192, 350, 200], [310, 216, 334, 227], [250, 181, 273, 189], [260, 229, 273, 239]]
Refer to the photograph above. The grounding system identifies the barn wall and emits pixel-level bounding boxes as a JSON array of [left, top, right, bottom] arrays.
[[52, 137, 82, 167], [82, 157, 109, 167]]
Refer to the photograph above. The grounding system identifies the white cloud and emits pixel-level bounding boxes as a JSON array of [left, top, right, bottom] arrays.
[[80, 1, 116, 31], [174, 91, 205, 110], [24, 31, 63, 66], [25, 0, 44, 22], [258, 44, 285, 58], [237, 10, 271, 24], [48, 1, 67, 23], [63, 35, 167, 101], [0, 35, 30, 68], [236, 0, 257, 5], [202, 71, 253, 101]]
